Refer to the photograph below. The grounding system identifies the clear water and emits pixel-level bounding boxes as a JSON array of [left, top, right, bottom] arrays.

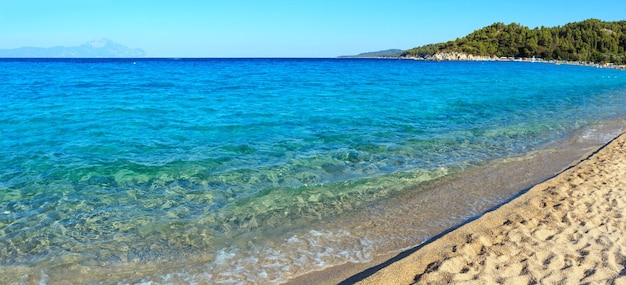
[[1, 58, 626, 284]]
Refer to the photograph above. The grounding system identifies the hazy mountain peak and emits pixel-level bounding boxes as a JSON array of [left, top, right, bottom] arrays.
[[0, 39, 147, 58], [86, 38, 113, 48]]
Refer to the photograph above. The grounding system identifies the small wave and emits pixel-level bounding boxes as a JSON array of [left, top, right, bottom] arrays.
[[0, 229, 375, 284], [185, 229, 373, 284], [576, 122, 625, 144]]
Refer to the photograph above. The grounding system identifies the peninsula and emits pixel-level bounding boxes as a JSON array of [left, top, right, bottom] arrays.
[[348, 19, 626, 64]]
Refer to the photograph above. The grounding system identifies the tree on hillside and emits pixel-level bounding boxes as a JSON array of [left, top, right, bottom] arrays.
[[402, 19, 626, 63]]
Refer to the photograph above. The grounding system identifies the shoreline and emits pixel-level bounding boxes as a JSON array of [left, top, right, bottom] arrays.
[[404, 51, 626, 69], [355, 131, 626, 284], [349, 52, 626, 70], [286, 120, 626, 284]]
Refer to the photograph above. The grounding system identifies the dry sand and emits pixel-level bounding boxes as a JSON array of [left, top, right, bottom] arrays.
[[357, 132, 626, 284]]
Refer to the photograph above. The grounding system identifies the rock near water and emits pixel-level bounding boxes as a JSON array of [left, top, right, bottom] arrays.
[[407, 52, 497, 61]]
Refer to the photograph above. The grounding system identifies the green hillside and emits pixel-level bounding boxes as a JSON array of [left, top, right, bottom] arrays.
[[403, 19, 626, 63]]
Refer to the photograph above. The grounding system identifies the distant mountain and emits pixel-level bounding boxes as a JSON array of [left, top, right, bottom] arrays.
[[339, 49, 403, 58], [0, 39, 147, 58]]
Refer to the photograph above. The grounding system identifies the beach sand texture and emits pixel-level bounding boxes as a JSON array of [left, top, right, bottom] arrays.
[[358, 132, 626, 285]]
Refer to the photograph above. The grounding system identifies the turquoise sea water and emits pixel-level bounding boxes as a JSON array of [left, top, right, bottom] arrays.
[[1, 58, 626, 284]]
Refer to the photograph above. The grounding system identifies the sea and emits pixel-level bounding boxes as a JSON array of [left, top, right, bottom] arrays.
[[1, 58, 626, 284]]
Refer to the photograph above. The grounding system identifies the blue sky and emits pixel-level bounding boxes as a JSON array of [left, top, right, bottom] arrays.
[[1, 0, 625, 57]]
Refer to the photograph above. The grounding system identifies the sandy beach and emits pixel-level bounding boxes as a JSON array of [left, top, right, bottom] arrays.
[[352, 132, 626, 284]]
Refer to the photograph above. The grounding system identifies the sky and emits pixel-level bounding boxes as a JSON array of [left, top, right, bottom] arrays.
[[1, 0, 625, 57]]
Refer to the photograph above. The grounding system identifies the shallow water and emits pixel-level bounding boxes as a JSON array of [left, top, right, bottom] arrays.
[[1, 59, 626, 284]]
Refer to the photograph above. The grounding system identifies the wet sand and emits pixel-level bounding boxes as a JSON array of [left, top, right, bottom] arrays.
[[356, 132, 626, 284]]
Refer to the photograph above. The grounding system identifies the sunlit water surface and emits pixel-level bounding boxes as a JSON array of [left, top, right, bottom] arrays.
[[1, 59, 626, 284]]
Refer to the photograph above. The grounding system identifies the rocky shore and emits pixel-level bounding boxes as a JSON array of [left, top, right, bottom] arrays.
[[405, 52, 498, 61], [401, 52, 626, 70]]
